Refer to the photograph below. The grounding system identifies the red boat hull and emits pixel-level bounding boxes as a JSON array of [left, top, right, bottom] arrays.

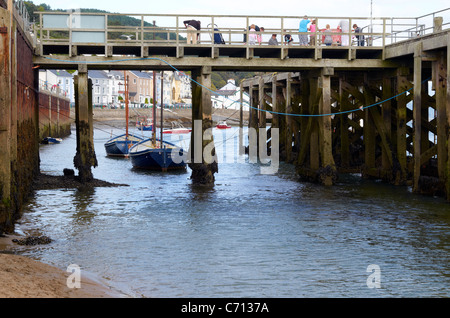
[[216, 124, 231, 129]]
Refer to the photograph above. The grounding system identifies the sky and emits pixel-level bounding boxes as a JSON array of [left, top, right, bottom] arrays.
[[36, 0, 448, 18]]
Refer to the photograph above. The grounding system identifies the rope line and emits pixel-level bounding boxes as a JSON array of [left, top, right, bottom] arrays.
[[42, 56, 431, 118]]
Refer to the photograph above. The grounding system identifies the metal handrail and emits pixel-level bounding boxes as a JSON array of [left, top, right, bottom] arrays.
[[33, 10, 450, 52]]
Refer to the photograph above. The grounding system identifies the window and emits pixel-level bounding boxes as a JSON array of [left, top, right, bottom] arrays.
[[134, 79, 137, 84]]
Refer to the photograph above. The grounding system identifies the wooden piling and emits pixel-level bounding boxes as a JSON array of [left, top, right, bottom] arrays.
[[189, 66, 218, 184], [435, 51, 447, 187], [447, 34, 450, 202], [319, 69, 336, 185], [73, 66, 97, 182], [413, 43, 423, 193]]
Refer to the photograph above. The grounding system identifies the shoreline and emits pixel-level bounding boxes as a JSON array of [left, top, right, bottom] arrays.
[[0, 173, 131, 298], [0, 237, 125, 298]]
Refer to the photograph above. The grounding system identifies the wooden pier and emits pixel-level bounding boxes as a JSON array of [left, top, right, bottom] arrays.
[[0, 3, 449, 230]]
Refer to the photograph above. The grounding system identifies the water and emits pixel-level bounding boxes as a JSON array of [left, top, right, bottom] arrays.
[[10, 123, 450, 298]]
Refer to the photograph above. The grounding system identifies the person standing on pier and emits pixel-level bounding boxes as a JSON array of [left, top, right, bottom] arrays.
[[324, 24, 333, 46], [299, 15, 311, 46], [184, 19, 201, 44], [337, 19, 349, 46], [309, 19, 317, 46], [248, 24, 257, 45], [353, 24, 365, 46], [283, 30, 293, 45], [268, 34, 279, 45]]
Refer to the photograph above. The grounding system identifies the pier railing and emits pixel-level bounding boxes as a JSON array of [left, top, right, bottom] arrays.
[[33, 10, 450, 56]]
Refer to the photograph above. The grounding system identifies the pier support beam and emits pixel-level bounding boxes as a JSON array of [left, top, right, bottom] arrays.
[[395, 68, 410, 185], [189, 66, 218, 184], [73, 65, 97, 182], [435, 48, 449, 201], [447, 35, 450, 201], [297, 69, 337, 185], [413, 43, 423, 193], [0, 7, 12, 219], [319, 69, 337, 185]]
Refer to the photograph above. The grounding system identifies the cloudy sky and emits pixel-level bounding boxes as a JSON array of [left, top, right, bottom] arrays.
[[37, 0, 448, 18]]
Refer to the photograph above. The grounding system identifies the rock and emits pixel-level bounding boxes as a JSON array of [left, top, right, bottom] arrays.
[[12, 236, 53, 246]]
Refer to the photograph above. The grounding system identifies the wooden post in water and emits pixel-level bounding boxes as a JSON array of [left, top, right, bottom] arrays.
[[189, 66, 217, 184], [395, 67, 410, 185], [258, 77, 266, 129], [285, 73, 292, 163], [447, 35, 450, 202], [73, 65, 97, 182], [319, 68, 337, 185], [413, 43, 423, 193], [434, 51, 448, 196], [239, 81, 244, 155], [363, 75, 376, 178]]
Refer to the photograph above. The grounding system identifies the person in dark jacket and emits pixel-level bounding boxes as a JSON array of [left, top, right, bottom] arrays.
[[184, 20, 201, 44], [353, 24, 364, 46]]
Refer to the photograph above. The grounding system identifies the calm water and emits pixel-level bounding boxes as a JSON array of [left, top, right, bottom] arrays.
[[11, 123, 450, 297]]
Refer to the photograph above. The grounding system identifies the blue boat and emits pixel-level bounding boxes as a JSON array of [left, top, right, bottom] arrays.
[[41, 137, 62, 144], [104, 133, 144, 157], [129, 138, 187, 171], [136, 116, 153, 131]]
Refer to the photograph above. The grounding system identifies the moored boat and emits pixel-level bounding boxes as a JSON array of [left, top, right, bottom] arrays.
[[41, 137, 62, 144], [216, 120, 231, 129], [104, 133, 144, 157], [136, 116, 153, 131], [163, 121, 192, 134], [129, 138, 186, 170]]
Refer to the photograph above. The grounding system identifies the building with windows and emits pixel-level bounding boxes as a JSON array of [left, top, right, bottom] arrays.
[[127, 71, 153, 107], [212, 79, 249, 110]]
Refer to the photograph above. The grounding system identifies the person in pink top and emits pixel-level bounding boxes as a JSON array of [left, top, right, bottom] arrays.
[[309, 19, 317, 46]]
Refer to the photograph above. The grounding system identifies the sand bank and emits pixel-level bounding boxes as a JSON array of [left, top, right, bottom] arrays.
[[0, 235, 123, 298]]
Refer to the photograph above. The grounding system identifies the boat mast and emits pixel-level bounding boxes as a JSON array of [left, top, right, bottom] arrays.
[[152, 71, 157, 146], [160, 71, 164, 143], [124, 71, 129, 139]]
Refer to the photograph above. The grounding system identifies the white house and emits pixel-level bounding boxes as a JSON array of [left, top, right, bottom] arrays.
[[212, 79, 249, 110], [39, 70, 75, 104]]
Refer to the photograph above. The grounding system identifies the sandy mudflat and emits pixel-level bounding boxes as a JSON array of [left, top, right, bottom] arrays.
[[0, 245, 121, 298]]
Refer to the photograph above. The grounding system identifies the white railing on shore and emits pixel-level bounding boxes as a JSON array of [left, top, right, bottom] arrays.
[[39, 79, 69, 98]]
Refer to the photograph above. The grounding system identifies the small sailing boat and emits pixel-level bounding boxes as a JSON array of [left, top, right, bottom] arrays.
[[104, 133, 144, 157], [130, 71, 187, 171], [216, 120, 231, 129], [163, 121, 192, 134], [129, 138, 186, 170], [104, 71, 143, 157]]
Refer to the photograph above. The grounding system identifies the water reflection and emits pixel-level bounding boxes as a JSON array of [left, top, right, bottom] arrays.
[[71, 187, 97, 226]]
